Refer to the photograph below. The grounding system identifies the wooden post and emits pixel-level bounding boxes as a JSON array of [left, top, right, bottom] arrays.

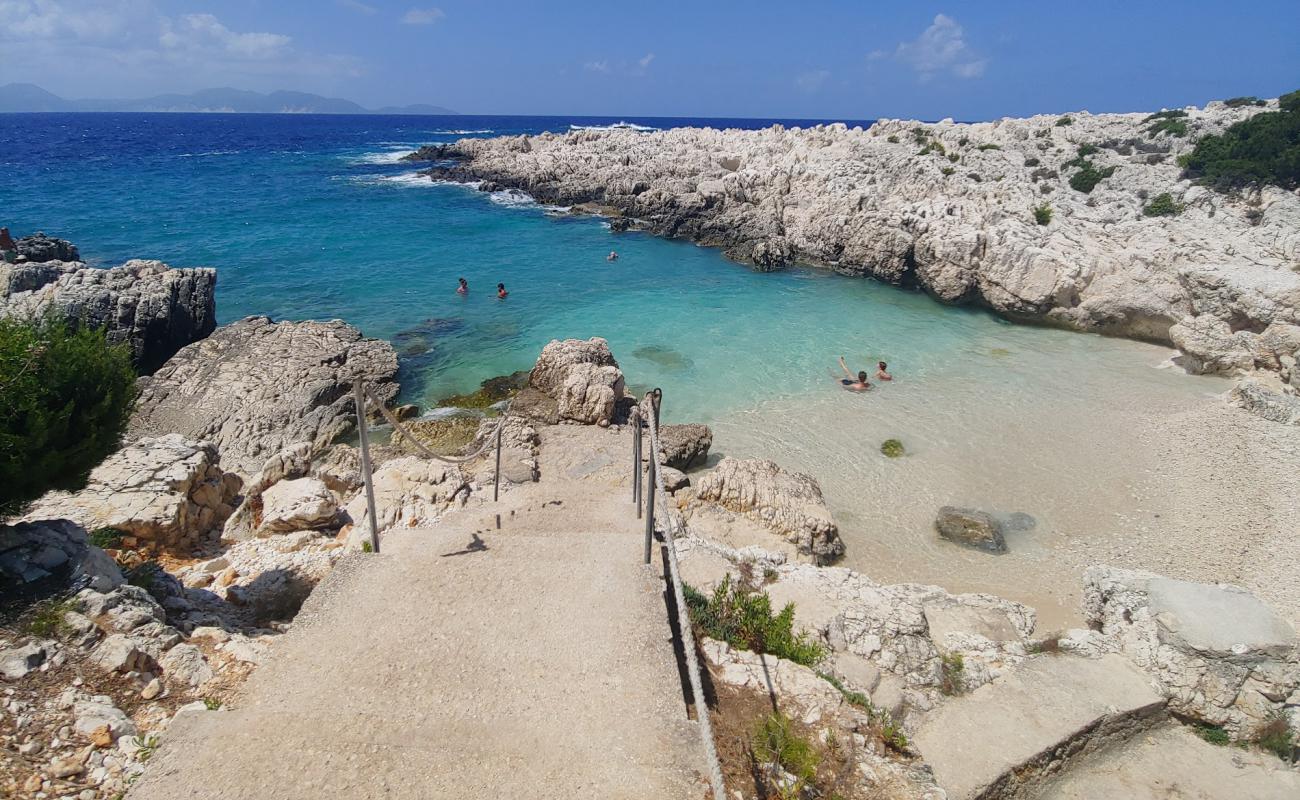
[[354, 382, 381, 555], [493, 418, 504, 502]]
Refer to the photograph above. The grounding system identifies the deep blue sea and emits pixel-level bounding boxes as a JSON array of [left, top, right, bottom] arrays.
[[1, 112, 1222, 616]]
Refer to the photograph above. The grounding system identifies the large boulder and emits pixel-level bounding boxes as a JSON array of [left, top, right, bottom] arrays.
[[0, 258, 216, 374], [0, 519, 123, 596], [690, 458, 844, 563], [526, 337, 625, 425], [1169, 315, 1256, 375], [22, 434, 240, 551], [1230, 380, 1300, 425], [257, 478, 338, 534], [130, 316, 399, 476], [1083, 566, 1300, 737], [657, 423, 712, 470]]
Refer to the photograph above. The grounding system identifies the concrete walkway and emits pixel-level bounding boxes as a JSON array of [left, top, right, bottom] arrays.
[[131, 425, 706, 799]]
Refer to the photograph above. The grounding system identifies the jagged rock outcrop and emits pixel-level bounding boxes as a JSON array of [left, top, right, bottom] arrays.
[[13, 233, 80, 263], [1230, 379, 1300, 424], [257, 478, 338, 535], [342, 457, 467, 542], [525, 337, 625, 425], [0, 258, 216, 374], [689, 457, 845, 563], [657, 423, 712, 470], [435, 100, 1300, 358], [22, 435, 240, 551], [1083, 566, 1300, 737], [129, 316, 399, 476]]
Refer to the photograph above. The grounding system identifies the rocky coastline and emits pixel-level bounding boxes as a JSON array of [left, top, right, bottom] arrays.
[[423, 99, 1300, 395]]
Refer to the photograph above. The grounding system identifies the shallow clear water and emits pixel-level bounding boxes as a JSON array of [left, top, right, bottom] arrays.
[[2, 113, 1227, 622]]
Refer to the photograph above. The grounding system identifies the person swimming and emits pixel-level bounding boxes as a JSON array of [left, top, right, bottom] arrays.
[[607, 250, 619, 262], [876, 361, 892, 381], [497, 282, 508, 299], [836, 356, 871, 392], [457, 277, 468, 295]]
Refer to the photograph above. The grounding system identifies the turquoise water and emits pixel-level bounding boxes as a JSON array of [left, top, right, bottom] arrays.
[[3, 113, 1227, 618]]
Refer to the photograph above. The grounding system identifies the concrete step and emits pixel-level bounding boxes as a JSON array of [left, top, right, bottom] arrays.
[[912, 654, 1166, 800], [1036, 722, 1300, 799]]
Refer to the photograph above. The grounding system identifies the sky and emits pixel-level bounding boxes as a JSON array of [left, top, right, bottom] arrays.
[[2, 0, 1298, 119]]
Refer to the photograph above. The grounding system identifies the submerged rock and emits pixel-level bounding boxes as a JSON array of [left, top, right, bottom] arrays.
[[935, 507, 1008, 554], [130, 316, 399, 476], [391, 416, 482, 454], [0, 257, 217, 374], [435, 370, 529, 409]]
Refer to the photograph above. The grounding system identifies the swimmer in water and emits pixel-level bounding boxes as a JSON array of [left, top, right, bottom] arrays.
[[497, 282, 508, 299], [836, 356, 871, 392], [876, 361, 892, 381], [457, 277, 468, 295], [607, 251, 619, 262]]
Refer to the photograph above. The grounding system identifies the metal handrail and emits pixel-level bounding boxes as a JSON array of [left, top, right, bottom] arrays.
[[634, 389, 726, 800]]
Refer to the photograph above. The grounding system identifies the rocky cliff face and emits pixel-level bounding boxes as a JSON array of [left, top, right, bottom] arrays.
[[0, 258, 217, 374], [436, 99, 1299, 354]]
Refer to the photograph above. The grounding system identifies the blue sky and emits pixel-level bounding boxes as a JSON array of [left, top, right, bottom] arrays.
[[2, 0, 1297, 119]]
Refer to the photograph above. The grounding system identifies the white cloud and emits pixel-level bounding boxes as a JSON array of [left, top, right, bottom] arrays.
[[583, 53, 655, 77], [888, 14, 986, 81], [160, 13, 290, 60], [583, 60, 610, 73], [796, 69, 831, 93], [401, 7, 444, 25], [638, 53, 655, 70], [0, 0, 130, 41], [336, 0, 377, 14]]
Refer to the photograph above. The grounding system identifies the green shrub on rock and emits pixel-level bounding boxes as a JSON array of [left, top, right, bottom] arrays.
[[880, 439, 905, 457], [1182, 89, 1300, 190], [0, 317, 136, 516], [1055, 116, 1074, 126], [1142, 192, 1184, 217], [1033, 203, 1053, 226], [683, 575, 825, 667], [1223, 96, 1265, 108], [1066, 159, 1116, 193]]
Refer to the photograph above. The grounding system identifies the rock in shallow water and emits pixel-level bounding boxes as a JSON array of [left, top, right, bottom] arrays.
[[935, 506, 1008, 554]]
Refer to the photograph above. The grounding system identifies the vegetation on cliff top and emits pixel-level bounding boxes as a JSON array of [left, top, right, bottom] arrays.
[[684, 573, 825, 667], [0, 317, 136, 516], [1182, 89, 1300, 191]]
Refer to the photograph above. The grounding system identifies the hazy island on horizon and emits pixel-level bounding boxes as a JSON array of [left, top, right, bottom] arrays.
[[0, 83, 457, 116]]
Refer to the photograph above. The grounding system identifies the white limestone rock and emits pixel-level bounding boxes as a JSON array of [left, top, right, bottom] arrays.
[[527, 337, 625, 425], [343, 457, 467, 538], [257, 477, 338, 534], [23, 435, 240, 550], [689, 457, 844, 564], [1083, 565, 1300, 737], [0, 519, 124, 593]]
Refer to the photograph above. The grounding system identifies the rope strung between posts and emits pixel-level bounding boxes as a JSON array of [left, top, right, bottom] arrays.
[[641, 394, 727, 800], [361, 384, 510, 465]]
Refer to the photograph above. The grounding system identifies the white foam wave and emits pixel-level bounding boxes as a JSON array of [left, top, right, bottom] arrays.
[[427, 128, 495, 135], [177, 150, 241, 158], [488, 188, 538, 208], [351, 150, 412, 165], [342, 171, 434, 188], [568, 121, 657, 133]]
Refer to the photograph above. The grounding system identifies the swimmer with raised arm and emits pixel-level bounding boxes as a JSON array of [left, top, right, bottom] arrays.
[[837, 356, 871, 392]]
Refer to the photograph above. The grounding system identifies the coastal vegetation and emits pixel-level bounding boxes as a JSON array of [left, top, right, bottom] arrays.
[[752, 712, 820, 798], [1180, 89, 1300, 190], [1223, 96, 1266, 108], [683, 574, 825, 667], [938, 652, 967, 695], [1144, 109, 1189, 137], [1065, 157, 1116, 193], [1055, 115, 1073, 126], [1142, 192, 1184, 217], [1033, 203, 1053, 225], [0, 317, 136, 516]]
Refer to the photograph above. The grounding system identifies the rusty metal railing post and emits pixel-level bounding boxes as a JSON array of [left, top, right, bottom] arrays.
[[493, 416, 504, 502], [642, 389, 662, 565], [353, 380, 381, 554], [631, 408, 642, 515]]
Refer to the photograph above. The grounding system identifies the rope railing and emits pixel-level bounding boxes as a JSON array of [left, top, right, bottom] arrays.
[[352, 379, 514, 552], [636, 390, 727, 800]]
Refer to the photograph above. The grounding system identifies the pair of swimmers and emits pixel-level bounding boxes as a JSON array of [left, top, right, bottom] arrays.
[[837, 355, 891, 392], [457, 278, 508, 299]]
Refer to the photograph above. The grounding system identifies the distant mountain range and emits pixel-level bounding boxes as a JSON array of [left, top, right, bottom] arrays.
[[0, 84, 456, 115]]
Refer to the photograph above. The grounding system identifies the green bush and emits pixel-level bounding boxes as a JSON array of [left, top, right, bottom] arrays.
[[1055, 115, 1073, 126], [1066, 159, 1116, 193], [1182, 91, 1300, 190], [1143, 109, 1188, 123], [88, 527, 126, 549], [683, 575, 825, 667], [1142, 192, 1184, 217], [947, 153, 960, 163], [886, 134, 899, 143], [880, 439, 904, 457], [1223, 96, 1265, 108], [0, 317, 136, 516], [1033, 203, 1053, 226], [21, 595, 76, 638], [1253, 712, 1296, 761], [939, 652, 966, 695], [976, 143, 1001, 151], [1077, 143, 1099, 157], [941, 166, 955, 176], [1147, 118, 1189, 137], [1193, 723, 1232, 746], [753, 712, 819, 793]]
